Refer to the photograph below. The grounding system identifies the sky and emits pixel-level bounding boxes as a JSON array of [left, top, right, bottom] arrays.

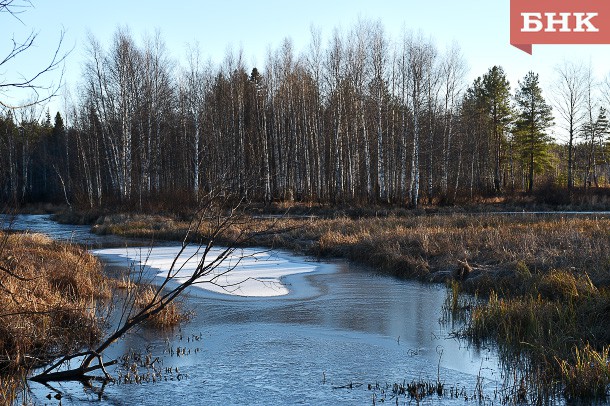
[[3, 0, 610, 142]]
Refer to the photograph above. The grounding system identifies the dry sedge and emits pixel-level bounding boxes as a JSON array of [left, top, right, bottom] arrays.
[[133, 285, 191, 329], [462, 271, 610, 400], [0, 232, 110, 373], [96, 212, 610, 400], [0, 228, 196, 404], [0, 373, 22, 405], [558, 344, 610, 400], [95, 213, 610, 286]]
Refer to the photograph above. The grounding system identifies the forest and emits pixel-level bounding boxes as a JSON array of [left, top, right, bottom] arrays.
[[1, 21, 610, 209], [2, 11, 610, 403]]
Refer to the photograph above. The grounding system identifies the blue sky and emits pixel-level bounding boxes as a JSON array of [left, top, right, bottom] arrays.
[[3, 0, 610, 140]]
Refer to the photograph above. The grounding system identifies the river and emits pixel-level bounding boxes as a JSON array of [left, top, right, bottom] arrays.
[[3, 214, 503, 405]]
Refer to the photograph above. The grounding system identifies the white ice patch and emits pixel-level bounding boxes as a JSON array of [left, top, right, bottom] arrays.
[[92, 245, 322, 297]]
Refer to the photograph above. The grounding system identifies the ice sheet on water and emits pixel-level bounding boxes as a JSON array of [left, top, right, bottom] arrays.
[[92, 245, 326, 297]]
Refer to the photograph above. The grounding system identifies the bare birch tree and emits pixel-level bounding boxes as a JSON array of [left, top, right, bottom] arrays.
[[582, 66, 600, 189], [552, 61, 587, 191], [439, 43, 467, 198], [370, 21, 389, 202], [182, 43, 211, 200]]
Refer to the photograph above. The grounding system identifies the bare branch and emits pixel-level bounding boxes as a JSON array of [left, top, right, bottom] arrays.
[[0, 0, 33, 23], [0, 1, 70, 110], [30, 193, 266, 383]]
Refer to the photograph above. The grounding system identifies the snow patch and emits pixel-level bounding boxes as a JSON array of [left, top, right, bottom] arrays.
[[92, 245, 324, 297]]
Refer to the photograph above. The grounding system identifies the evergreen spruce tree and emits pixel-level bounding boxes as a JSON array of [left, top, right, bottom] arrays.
[[514, 71, 554, 193]]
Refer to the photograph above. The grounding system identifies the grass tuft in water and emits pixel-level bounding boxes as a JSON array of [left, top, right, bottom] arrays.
[[557, 344, 610, 400], [449, 269, 610, 403]]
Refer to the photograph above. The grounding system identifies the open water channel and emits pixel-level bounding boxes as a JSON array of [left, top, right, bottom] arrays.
[[2, 214, 504, 405]]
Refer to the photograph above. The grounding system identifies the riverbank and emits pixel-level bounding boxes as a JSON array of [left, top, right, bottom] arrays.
[[4, 215, 499, 404], [89, 212, 610, 285], [0, 232, 109, 402], [0, 232, 109, 370], [3, 209, 609, 402], [87, 210, 610, 401], [0, 229, 190, 404]]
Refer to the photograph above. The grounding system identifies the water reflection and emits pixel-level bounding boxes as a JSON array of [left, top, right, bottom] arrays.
[[0, 213, 145, 247], [5, 215, 503, 404]]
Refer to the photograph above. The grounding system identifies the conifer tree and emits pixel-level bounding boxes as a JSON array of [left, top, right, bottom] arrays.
[[482, 66, 512, 192], [514, 71, 554, 193]]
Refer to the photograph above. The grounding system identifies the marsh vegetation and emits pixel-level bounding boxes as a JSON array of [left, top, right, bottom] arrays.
[[1, 209, 609, 403], [0, 232, 109, 403], [91, 210, 610, 402], [2, 0, 610, 403]]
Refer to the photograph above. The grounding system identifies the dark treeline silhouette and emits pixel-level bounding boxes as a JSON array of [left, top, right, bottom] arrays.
[[2, 22, 609, 209]]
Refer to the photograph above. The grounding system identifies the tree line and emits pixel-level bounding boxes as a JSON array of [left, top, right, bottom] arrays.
[[1, 21, 609, 209]]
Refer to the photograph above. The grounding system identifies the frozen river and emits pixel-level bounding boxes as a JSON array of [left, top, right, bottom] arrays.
[[3, 214, 503, 404]]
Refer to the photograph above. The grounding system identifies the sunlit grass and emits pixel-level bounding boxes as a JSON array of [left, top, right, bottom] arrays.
[[457, 270, 610, 401], [95, 213, 610, 286], [96, 211, 610, 401], [133, 285, 191, 329], [558, 344, 610, 400], [0, 232, 110, 373], [0, 232, 114, 403]]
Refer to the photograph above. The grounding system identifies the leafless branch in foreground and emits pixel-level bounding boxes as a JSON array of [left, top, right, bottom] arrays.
[[1, 0, 70, 110], [30, 191, 279, 383]]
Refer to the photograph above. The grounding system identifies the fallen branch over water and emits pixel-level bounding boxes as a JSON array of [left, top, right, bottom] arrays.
[[30, 191, 271, 383], [30, 351, 117, 383]]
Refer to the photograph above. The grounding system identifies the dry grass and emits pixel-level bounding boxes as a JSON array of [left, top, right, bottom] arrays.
[[462, 270, 610, 401], [0, 231, 195, 403], [95, 211, 610, 400], [558, 344, 610, 400], [93, 213, 610, 287], [0, 373, 23, 405], [468, 278, 601, 348], [133, 285, 191, 329], [93, 214, 188, 241], [0, 232, 110, 373]]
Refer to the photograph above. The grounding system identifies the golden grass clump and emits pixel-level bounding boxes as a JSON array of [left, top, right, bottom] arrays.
[[558, 344, 610, 400], [0, 232, 110, 372], [537, 270, 597, 301], [134, 286, 191, 329], [0, 373, 23, 405], [93, 214, 186, 240], [461, 270, 610, 401]]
